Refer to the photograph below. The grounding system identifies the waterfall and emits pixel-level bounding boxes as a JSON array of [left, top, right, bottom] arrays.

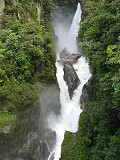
[[48, 3, 91, 160], [67, 3, 82, 53]]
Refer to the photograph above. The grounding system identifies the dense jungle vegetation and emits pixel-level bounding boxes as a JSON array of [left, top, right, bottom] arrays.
[[0, 0, 120, 159], [62, 0, 120, 160], [0, 0, 56, 130]]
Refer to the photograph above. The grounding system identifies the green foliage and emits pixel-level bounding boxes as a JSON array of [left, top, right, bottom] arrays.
[[0, 81, 38, 111], [41, 0, 56, 20], [0, 108, 16, 129], [104, 130, 120, 160], [0, 1, 56, 85], [0, 0, 56, 129], [61, 131, 75, 160], [0, 19, 56, 84]]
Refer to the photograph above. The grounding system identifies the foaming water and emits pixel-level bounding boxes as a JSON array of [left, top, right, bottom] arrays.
[[48, 3, 91, 160]]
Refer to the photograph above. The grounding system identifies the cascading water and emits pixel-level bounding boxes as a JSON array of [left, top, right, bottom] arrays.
[[48, 3, 91, 160], [67, 3, 82, 53]]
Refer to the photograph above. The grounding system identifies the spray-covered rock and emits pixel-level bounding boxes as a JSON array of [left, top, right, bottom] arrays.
[[63, 62, 80, 99]]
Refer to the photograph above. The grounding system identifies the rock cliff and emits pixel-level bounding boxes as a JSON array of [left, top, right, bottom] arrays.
[[0, 0, 5, 29]]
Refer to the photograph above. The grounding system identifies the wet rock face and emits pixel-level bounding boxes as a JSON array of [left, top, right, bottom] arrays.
[[80, 77, 95, 110], [79, 0, 86, 8], [7, 132, 51, 160], [57, 47, 81, 64], [0, 0, 5, 29], [11, 128, 56, 160], [63, 62, 80, 99], [27, 137, 50, 160], [2, 119, 55, 160]]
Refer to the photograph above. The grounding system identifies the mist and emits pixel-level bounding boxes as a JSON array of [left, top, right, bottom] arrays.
[[53, 4, 81, 54]]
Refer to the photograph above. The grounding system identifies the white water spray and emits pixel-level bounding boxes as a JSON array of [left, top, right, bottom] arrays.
[[48, 3, 91, 160], [67, 3, 82, 53]]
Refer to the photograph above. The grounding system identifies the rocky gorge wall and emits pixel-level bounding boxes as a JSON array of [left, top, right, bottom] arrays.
[[0, 0, 5, 29]]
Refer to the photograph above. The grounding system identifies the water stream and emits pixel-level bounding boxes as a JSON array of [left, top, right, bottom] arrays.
[[48, 3, 92, 160]]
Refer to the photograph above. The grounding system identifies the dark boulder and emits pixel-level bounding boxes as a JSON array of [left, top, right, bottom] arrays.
[[63, 62, 80, 99], [59, 47, 70, 60], [57, 47, 81, 64]]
